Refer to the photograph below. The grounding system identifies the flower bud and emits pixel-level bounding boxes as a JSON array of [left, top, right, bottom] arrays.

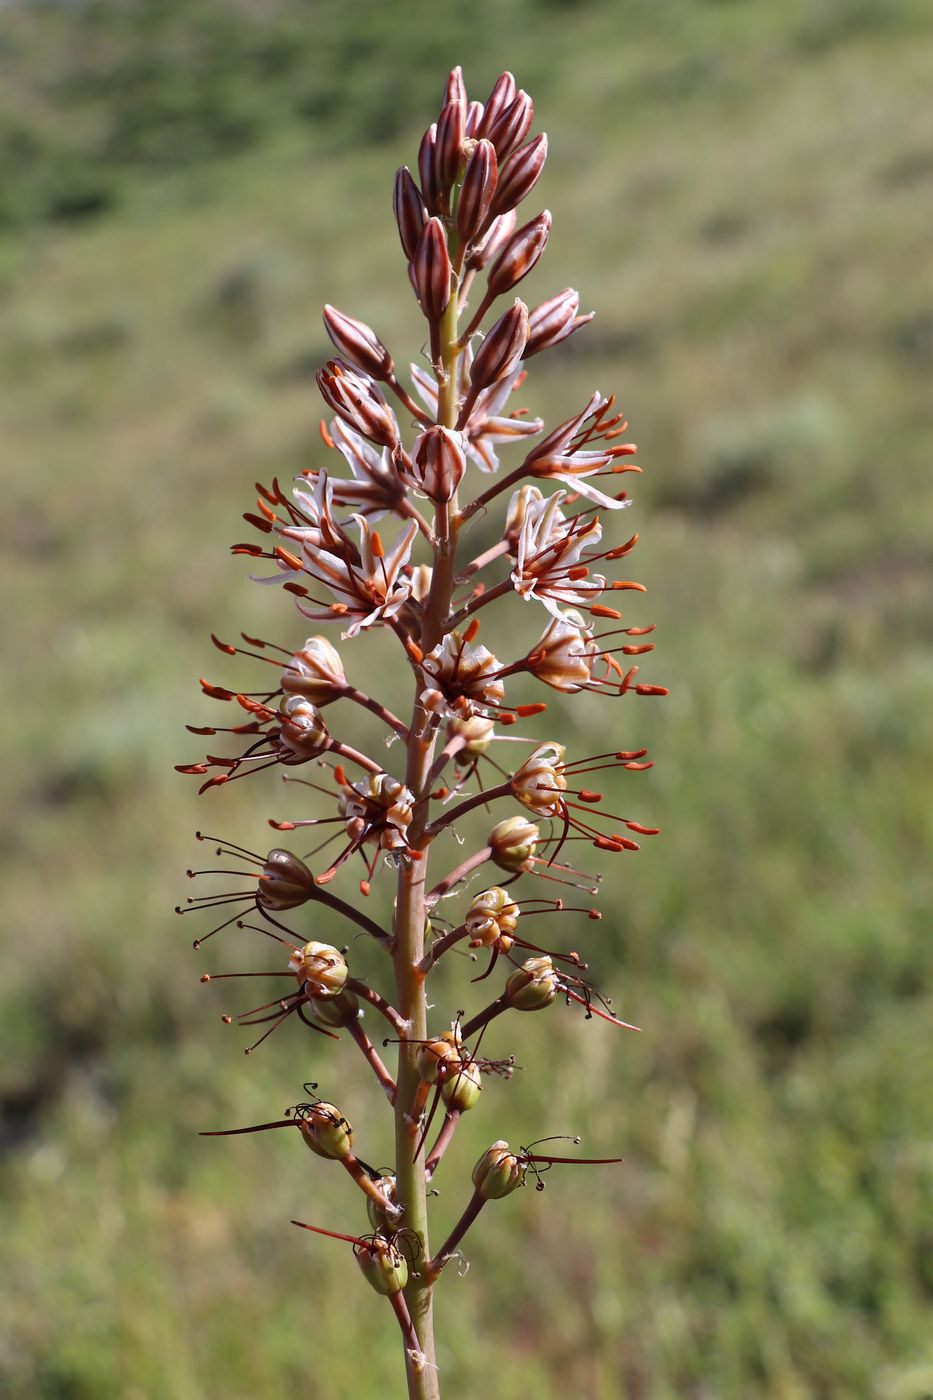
[[504, 483, 546, 552], [257, 848, 315, 910], [408, 425, 467, 502], [322, 305, 393, 381], [469, 300, 528, 393], [418, 123, 440, 212], [443, 65, 467, 114], [316, 359, 400, 449], [442, 1059, 483, 1112], [356, 1236, 408, 1295], [456, 139, 498, 245], [307, 986, 360, 1028], [410, 563, 433, 604], [485, 90, 534, 159], [298, 1102, 353, 1160], [393, 166, 427, 261], [506, 955, 559, 1012], [448, 713, 495, 755], [435, 99, 466, 192], [472, 1140, 524, 1199], [288, 941, 349, 998], [281, 636, 348, 704], [477, 72, 517, 139], [416, 1030, 462, 1086], [490, 133, 548, 217], [465, 99, 484, 137], [465, 886, 519, 949], [278, 696, 330, 761], [413, 217, 451, 321], [512, 742, 567, 816], [489, 815, 539, 872], [468, 209, 516, 270], [366, 1172, 399, 1232], [524, 287, 593, 359], [487, 211, 551, 296]]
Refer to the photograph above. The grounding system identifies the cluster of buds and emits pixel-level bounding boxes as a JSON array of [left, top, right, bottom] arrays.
[[179, 66, 665, 1397]]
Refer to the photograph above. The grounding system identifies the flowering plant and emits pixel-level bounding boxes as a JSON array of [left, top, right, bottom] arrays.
[[177, 65, 664, 1399]]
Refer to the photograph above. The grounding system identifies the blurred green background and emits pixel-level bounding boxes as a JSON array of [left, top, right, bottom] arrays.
[[2, 1, 932, 1396]]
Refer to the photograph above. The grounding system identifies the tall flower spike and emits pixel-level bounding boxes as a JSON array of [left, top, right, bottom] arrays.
[[181, 66, 664, 1400]]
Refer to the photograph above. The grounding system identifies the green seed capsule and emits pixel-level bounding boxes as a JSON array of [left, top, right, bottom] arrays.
[[415, 1029, 462, 1085], [441, 1059, 483, 1112], [297, 1103, 353, 1161], [366, 1173, 399, 1232], [472, 1141, 525, 1199], [489, 816, 539, 872], [307, 987, 361, 1028], [356, 1236, 409, 1295], [506, 954, 559, 1011], [288, 941, 349, 998]]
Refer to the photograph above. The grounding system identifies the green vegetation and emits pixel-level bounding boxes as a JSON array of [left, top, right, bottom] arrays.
[[1, 1, 931, 1396]]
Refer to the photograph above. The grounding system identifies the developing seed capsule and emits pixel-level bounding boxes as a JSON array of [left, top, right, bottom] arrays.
[[447, 713, 495, 755], [489, 815, 540, 872], [465, 887, 519, 949], [416, 1029, 463, 1085], [307, 986, 360, 1028], [287, 942, 349, 998], [472, 1140, 525, 1199], [257, 848, 315, 910], [506, 955, 560, 1012], [281, 636, 348, 703], [366, 1172, 399, 1231], [356, 1235, 409, 1296], [297, 1103, 354, 1160], [278, 696, 330, 761], [442, 1059, 483, 1112], [512, 742, 567, 816]]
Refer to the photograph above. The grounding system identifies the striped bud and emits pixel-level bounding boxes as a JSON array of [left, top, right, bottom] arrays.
[[393, 166, 427, 261], [322, 305, 393, 381], [316, 359, 400, 449], [436, 100, 466, 191], [506, 955, 560, 1012], [478, 72, 517, 138], [465, 100, 484, 137], [443, 64, 467, 114], [413, 217, 451, 321], [489, 815, 539, 872], [468, 209, 517, 270], [418, 123, 440, 212], [408, 425, 466, 502], [485, 90, 533, 159], [456, 139, 498, 245], [442, 1059, 483, 1112], [472, 1140, 524, 1199], [487, 211, 551, 296], [288, 941, 349, 998], [297, 1102, 353, 1160], [278, 696, 330, 761], [356, 1236, 408, 1296], [491, 133, 548, 216], [281, 636, 348, 704], [524, 287, 593, 358], [257, 848, 315, 910], [307, 986, 360, 1028], [469, 300, 528, 392]]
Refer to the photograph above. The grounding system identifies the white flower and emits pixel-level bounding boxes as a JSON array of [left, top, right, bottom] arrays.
[[511, 490, 607, 619]]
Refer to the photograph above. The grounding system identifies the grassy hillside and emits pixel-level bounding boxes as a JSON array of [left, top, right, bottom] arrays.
[[1, 1, 932, 1396]]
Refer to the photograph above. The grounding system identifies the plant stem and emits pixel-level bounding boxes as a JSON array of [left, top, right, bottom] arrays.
[[392, 267, 462, 1400]]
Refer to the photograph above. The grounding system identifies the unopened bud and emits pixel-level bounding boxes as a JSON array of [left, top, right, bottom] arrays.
[[366, 1172, 399, 1232], [488, 211, 551, 296], [407, 425, 467, 502], [442, 1059, 483, 1112], [484, 90, 533, 159], [472, 1140, 524, 1199], [278, 696, 330, 761], [466, 887, 519, 948], [281, 636, 348, 704], [477, 72, 517, 139], [524, 287, 593, 358], [288, 941, 349, 998], [257, 848, 315, 910], [413, 217, 451, 321], [416, 1029, 462, 1085], [512, 741, 567, 815], [468, 209, 517, 270], [448, 713, 495, 755], [356, 1235, 409, 1295], [506, 955, 559, 1012], [443, 65, 467, 114], [456, 139, 498, 244], [490, 132, 548, 217], [298, 1102, 353, 1160], [393, 166, 427, 261], [465, 100, 484, 137], [489, 815, 539, 871], [435, 99, 466, 192], [418, 123, 440, 212], [469, 300, 528, 392], [316, 359, 399, 449], [322, 305, 393, 381], [308, 986, 360, 1028]]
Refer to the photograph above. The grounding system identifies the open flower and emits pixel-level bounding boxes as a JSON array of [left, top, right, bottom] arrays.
[[420, 631, 505, 718], [524, 390, 637, 508], [511, 490, 607, 618]]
